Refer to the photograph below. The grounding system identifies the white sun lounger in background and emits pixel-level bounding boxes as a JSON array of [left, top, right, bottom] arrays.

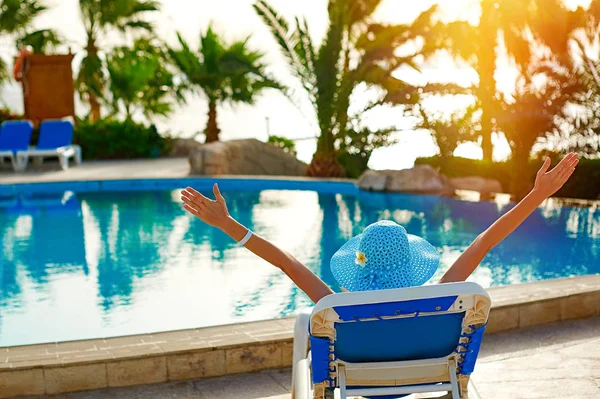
[[16, 119, 82, 171], [0, 120, 33, 171], [292, 282, 491, 399]]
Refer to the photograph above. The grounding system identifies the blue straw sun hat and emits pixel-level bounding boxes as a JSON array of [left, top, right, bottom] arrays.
[[331, 220, 440, 292]]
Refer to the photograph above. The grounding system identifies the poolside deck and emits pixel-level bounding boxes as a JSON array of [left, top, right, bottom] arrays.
[[0, 158, 191, 184], [23, 317, 600, 399]]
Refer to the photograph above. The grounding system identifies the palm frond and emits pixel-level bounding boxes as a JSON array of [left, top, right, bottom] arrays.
[[293, 17, 317, 87], [107, 38, 178, 119], [0, 0, 47, 34], [345, 0, 383, 27], [131, 0, 160, 14], [502, 27, 531, 71], [17, 29, 62, 53], [314, 0, 345, 150], [0, 57, 9, 85], [167, 32, 208, 93], [427, 21, 479, 66], [121, 20, 153, 31], [77, 51, 106, 103], [253, 0, 316, 99], [169, 26, 283, 108]]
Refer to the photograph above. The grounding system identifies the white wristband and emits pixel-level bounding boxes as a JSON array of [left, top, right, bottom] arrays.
[[238, 229, 253, 246]]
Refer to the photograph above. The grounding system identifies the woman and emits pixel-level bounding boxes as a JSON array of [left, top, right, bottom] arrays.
[[181, 154, 579, 303]]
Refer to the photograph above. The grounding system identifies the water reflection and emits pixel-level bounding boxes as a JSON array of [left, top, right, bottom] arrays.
[[0, 188, 598, 346], [1, 192, 85, 303]]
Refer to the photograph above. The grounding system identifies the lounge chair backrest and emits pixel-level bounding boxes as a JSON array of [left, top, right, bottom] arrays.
[[37, 120, 74, 150], [0, 121, 33, 152], [309, 282, 491, 395], [334, 303, 465, 362]]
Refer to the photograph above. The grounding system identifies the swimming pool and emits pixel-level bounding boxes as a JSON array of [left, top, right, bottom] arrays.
[[1, 178, 599, 347]]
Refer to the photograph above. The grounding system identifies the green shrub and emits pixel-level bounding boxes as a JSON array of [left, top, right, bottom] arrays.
[[337, 152, 369, 179], [416, 155, 600, 200], [268, 135, 297, 156], [74, 119, 171, 160], [415, 156, 513, 190], [555, 158, 600, 200], [0, 108, 23, 125], [337, 125, 396, 179]]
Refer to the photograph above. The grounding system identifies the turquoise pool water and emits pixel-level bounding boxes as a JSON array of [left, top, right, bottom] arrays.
[[1, 179, 599, 346]]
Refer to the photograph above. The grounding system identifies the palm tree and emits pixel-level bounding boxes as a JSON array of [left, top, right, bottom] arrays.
[[496, 65, 580, 199], [77, 0, 159, 121], [418, 105, 480, 161], [107, 38, 182, 120], [254, 0, 450, 177], [0, 0, 60, 83], [540, 7, 600, 156], [168, 25, 283, 143], [492, 3, 600, 198], [432, 0, 586, 161]]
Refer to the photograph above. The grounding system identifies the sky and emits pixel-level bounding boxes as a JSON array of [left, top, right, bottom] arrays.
[[0, 0, 587, 168]]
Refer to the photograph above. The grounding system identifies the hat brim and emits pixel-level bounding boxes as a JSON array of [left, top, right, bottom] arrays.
[[330, 233, 439, 292]]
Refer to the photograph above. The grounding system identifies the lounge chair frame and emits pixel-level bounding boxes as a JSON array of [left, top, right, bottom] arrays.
[[0, 121, 34, 171], [16, 144, 82, 171], [292, 282, 491, 399]]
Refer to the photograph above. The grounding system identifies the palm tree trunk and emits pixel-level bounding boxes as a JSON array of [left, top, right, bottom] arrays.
[[480, 103, 493, 161], [478, 1, 497, 162], [89, 95, 101, 122], [86, 36, 101, 122], [205, 100, 220, 143], [510, 145, 532, 201], [307, 151, 345, 177]]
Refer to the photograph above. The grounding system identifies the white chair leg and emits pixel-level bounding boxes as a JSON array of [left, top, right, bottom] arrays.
[[338, 364, 346, 399], [292, 308, 313, 399], [13, 155, 25, 172], [59, 154, 69, 170], [74, 145, 82, 164], [448, 360, 460, 399], [16, 154, 28, 171]]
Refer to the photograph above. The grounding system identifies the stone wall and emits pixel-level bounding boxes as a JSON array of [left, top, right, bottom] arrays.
[[168, 138, 204, 157], [358, 165, 455, 196], [189, 139, 307, 176], [358, 165, 503, 196]]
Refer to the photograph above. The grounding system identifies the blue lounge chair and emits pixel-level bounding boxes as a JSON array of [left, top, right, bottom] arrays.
[[0, 121, 33, 171], [292, 282, 491, 399], [16, 120, 81, 171]]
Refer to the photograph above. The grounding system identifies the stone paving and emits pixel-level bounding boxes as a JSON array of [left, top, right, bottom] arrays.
[[19, 317, 600, 399]]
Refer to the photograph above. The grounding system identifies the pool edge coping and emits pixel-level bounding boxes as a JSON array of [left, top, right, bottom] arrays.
[[1, 274, 599, 397], [3, 174, 600, 208]]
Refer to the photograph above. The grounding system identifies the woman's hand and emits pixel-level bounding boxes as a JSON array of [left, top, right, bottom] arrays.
[[181, 184, 230, 228], [532, 153, 579, 199]]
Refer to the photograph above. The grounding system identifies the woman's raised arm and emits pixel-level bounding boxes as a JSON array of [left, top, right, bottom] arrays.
[[439, 153, 579, 283], [181, 184, 334, 303]]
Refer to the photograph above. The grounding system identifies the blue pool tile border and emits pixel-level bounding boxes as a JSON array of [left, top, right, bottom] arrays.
[[1, 177, 360, 196]]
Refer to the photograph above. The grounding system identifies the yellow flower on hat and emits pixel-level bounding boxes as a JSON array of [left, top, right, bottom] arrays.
[[355, 251, 367, 267]]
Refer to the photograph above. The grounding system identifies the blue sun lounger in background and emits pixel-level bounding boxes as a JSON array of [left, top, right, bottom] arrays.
[[16, 119, 82, 171], [292, 282, 491, 399], [0, 120, 33, 171]]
